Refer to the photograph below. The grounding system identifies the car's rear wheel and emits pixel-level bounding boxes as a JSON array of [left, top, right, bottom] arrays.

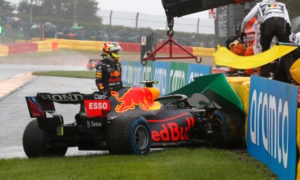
[[209, 110, 245, 148], [106, 115, 152, 155], [23, 119, 67, 158]]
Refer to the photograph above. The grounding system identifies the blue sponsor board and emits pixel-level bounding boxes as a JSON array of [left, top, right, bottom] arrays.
[[247, 76, 298, 180], [187, 64, 211, 84], [131, 61, 144, 87], [152, 62, 170, 95], [121, 61, 212, 95], [121, 61, 129, 86]]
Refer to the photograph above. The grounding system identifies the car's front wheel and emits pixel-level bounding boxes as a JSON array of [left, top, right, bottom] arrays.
[[209, 110, 245, 148]]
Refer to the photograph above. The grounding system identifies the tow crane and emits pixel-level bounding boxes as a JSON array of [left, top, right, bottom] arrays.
[[142, 0, 254, 64]]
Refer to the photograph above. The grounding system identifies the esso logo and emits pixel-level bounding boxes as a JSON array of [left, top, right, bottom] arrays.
[[89, 101, 109, 110], [84, 100, 111, 117]]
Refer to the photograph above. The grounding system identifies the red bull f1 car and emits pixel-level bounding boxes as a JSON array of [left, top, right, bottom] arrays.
[[23, 74, 245, 158]]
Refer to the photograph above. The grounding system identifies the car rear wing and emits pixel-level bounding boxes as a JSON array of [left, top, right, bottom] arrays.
[[25, 92, 111, 118]]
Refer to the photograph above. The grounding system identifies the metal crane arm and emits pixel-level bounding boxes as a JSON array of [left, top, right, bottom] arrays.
[[161, 0, 254, 18]]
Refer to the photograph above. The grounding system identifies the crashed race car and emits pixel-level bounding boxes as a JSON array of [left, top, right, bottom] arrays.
[[23, 74, 245, 158]]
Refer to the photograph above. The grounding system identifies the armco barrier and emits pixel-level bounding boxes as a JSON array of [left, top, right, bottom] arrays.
[[192, 47, 215, 56], [54, 39, 105, 51], [52, 41, 58, 51], [8, 42, 38, 55], [119, 42, 141, 52], [36, 41, 53, 52], [0, 45, 8, 56], [4, 39, 215, 57]]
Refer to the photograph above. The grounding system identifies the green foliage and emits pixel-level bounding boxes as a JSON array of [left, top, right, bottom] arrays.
[[0, 148, 275, 179], [0, 0, 14, 16], [17, 0, 102, 31], [32, 70, 95, 79]]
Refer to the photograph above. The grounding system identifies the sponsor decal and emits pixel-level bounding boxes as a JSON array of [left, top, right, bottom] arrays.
[[87, 121, 102, 127], [26, 97, 46, 117], [93, 93, 108, 100], [247, 76, 297, 180], [110, 70, 121, 77], [148, 113, 195, 142], [187, 64, 211, 84], [108, 77, 121, 83], [84, 99, 111, 117], [153, 62, 170, 95], [169, 69, 186, 92], [96, 72, 102, 78], [270, 3, 278, 8], [133, 64, 143, 86], [111, 87, 154, 112], [38, 93, 84, 103]]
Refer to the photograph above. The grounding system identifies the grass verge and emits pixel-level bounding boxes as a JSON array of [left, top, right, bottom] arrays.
[[32, 70, 95, 79], [0, 148, 275, 179]]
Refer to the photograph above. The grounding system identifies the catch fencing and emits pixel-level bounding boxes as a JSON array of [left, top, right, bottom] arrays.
[[97, 10, 215, 34]]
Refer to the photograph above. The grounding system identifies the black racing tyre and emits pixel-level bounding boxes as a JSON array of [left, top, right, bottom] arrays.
[[106, 115, 152, 155], [210, 110, 245, 148], [23, 119, 67, 158]]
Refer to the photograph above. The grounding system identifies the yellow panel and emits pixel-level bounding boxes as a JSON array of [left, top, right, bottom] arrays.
[[227, 77, 251, 143], [192, 47, 215, 56], [214, 45, 297, 69], [226, 76, 250, 84], [36, 41, 52, 52], [290, 58, 300, 84], [0, 45, 8, 56]]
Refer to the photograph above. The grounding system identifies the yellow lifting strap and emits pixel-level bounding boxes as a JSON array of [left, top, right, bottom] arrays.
[[213, 45, 297, 69]]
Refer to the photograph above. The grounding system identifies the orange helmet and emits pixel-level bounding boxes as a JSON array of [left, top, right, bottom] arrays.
[[102, 42, 122, 60], [229, 40, 245, 56]]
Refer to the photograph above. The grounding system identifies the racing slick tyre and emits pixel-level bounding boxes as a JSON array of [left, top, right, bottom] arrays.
[[106, 115, 152, 155], [210, 110, 245, 148], [23, 119, 68, 158]]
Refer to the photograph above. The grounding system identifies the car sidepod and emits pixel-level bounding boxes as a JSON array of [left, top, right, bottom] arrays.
[[106, 115, 152, 155]]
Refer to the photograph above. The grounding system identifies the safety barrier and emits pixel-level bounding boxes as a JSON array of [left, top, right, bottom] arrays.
[[192, 47, 215, 56], [0, 39, 215, 58], [119, 42, 141, 52], [121, 60, 211, 95], [54, 39, 104, 51], [8, 42, 37, 55], [0, 45, 8, 56], [36, 41, 54, 52]]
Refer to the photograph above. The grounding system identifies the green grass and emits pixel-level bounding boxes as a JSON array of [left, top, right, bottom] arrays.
[[32, 70, 95, 79], [0, 148, 275, 179]]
